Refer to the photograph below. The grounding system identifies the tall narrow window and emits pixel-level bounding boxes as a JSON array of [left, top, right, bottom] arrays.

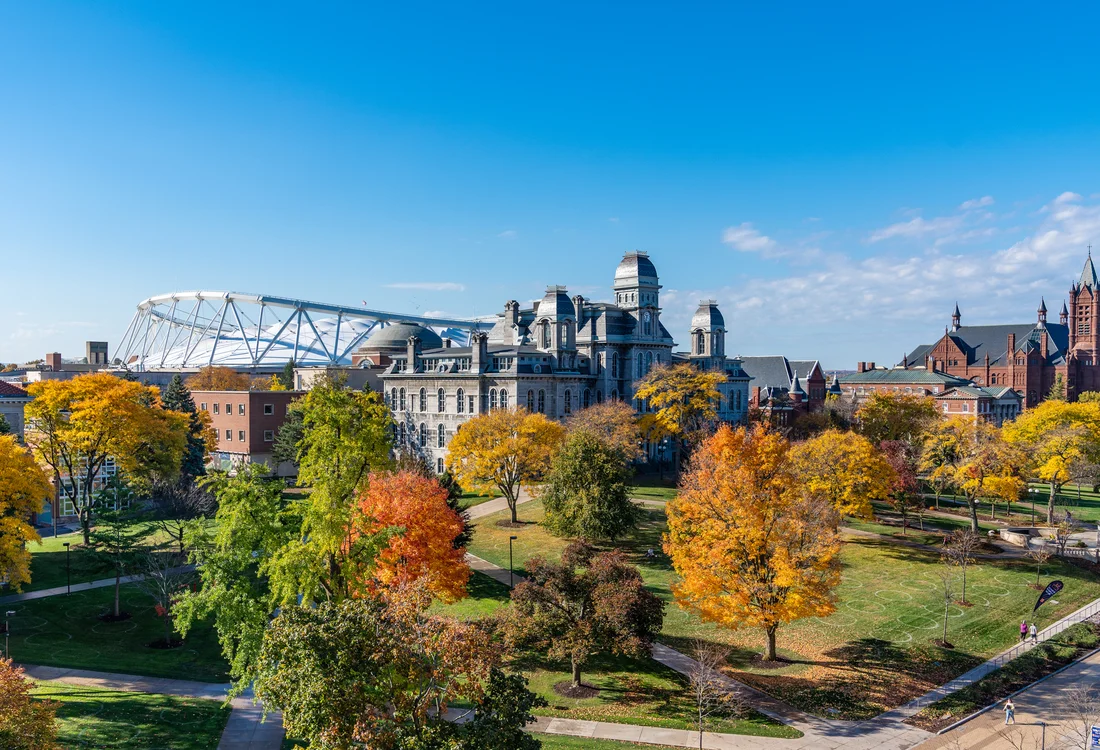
[[437, 389, 445, 413], [527, 390, 535, 411], [646, 351, 653, 373], [419, 423, 427, 446], [391, 388, 398, 409], [610, 389, 618, 401], [437, 424, 446, 448], [564, 390, 572, 414], [695, 331, 704, 355], [539, 321, 551, 349], [596, 390, 603, 404], [468, 395, 475, 413], [399, 388, 406, 411], [537, 389, 545, 413], [419, 388, 426, 412], [399, 423, 406, 444], [490, 389, 497, 409], [583, 389, 591, 408], [637, 353, 644, 378], [456, 388, 465, 413], [611, 352, 619, 379], [500, 389, 508, 408], [437, 457, 444, 474]]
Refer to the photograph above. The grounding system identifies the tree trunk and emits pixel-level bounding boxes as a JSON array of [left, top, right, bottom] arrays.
[[934, 491, 940, 511], [1048, 482, 1057, 525], [81, 509, 91, 546], [942, 601, 949, 643], [571, 657, 582, 689], [961, 565, 967, 604], [164, 610, 173, 646], [764, 626, 778, 661], [114, 570, 121, 618]]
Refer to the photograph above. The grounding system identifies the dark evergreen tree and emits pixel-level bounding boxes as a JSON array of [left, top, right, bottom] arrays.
[[0, 413, 10, 435], [163, 374, 207, 479], [271, 405, 304, 468], [277, 359, 296, 390]]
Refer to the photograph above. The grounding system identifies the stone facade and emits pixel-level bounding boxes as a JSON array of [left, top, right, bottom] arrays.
[[378, 253, 750, 471]]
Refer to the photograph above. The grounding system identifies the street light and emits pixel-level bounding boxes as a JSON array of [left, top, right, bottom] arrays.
[[4, 611, 14, 659], [508, 535, 518, 589], [1028, 487, 1037, 525], [63, 542, 71, 595]]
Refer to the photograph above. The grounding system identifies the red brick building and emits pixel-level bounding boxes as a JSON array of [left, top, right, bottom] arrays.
[[193, 390, 301, 476], [897, 250, 1100, 409]]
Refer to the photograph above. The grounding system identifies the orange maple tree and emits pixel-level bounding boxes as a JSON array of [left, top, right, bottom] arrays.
[[355, 470, 471, 602]]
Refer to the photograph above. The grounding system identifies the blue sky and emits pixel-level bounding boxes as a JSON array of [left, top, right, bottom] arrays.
[[3, 2, 1100, 368]]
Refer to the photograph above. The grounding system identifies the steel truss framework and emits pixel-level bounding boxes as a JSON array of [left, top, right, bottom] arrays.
[[115, 292, 493, 370]]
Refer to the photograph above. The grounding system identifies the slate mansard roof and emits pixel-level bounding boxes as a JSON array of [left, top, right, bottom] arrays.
[[904, 322, 1070, 368]]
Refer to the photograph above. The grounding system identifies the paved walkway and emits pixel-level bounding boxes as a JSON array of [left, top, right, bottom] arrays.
[[915, 648, 1100, 749], [0, 565, 194, 606], [21, 664, 284, 749]]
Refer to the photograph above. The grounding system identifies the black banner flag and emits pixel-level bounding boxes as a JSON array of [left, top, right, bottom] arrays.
[[1033, 580, 1064, 612]]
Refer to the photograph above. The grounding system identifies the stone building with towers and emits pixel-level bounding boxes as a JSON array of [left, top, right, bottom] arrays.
[[378, 252, 750, 472], [846, 249, 1100, 414]]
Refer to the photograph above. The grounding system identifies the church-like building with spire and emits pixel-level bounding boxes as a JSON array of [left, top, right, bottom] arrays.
[[842, 249, 1100, 420]]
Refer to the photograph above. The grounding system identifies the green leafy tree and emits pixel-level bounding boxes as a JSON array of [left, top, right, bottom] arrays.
[[90, 476, 151, 619], [1078, 391, 1100, 404], [271, 404, 304, 468], [855, 392, 939, 446], [505, 542, 664, 689], [161, 374, 209, 479], [1048, 373, 1068, 401], [541, 429, 639, 542], [0, 414, 10, 436], [277, 359, 297, 390]]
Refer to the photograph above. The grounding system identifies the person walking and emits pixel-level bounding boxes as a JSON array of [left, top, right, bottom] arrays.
[[1019, 620, 1028, 642], [1003, 697, 1015, 725], [1029, 622, 1038, 645]]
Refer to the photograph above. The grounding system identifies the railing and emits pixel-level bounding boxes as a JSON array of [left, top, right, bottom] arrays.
[[988, 598, 1100, 670]]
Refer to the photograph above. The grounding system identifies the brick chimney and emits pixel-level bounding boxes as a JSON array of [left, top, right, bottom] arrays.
[[868, 362, 876, 371], [45, 352, 62, 370], [857, 362, 866, 373]]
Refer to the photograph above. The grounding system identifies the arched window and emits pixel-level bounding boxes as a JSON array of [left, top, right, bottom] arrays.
[[437, 423, 446, 448], [596, 390, 603, 404], [537, 389, 546, 413], [399, 422, 406, 444], [539, 321, 551, 349], [610, 389, 618, 401], [437, 388, 445, 413], [390, 388, 398, 409], [583, 388, 591, 408], [437, 457, 444, 474], [736, 391, 742, 410], [646, 351, 653, 373], [399, 388, 406, 411], [611, 352, 619, 379], [419, 423, 427, 446], [564, 390, 572, 414], [527, 390, 535, 411], [418, 388, 426, 412], [456, 388, 465, 413], [490, 389, 497, 409], [500, 389, 508, 408]]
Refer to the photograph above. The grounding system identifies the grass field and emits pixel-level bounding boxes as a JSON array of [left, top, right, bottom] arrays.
[[627, 476, 679, 502], [32, 683, 230, 749], [7, 583, 229, 682], [467, 498, 1100, 720]]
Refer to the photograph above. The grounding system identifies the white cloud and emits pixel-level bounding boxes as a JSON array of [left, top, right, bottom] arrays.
[[721, 223, 779, 255], [959, 196, 995, 210], [867, 215, 963, 243], [385, 282, 466, 292], [497, 230, 518, 239]]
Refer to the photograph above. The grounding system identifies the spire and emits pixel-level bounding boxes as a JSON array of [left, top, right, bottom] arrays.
[[1038, 297, 1048, 327], [828, 374, 842, 395], [1061, 300, 1069, 325], [951, 302, 961, 332], [791, 374, 805, 396], [1080, 249, 1099, 291]]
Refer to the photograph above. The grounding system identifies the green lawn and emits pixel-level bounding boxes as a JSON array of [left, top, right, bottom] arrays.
[[7, 583, 229, 682], [19, 531, 101, 594], [467, 498, 1100, 720], [32, 683, 230, 749], [459, 491, 498, 509], [286, 732, 673, 748], [628, 476, 679, 502], [432, 570, 511, 619]]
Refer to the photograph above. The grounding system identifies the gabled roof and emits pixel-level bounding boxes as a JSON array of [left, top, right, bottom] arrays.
[[0, 381, 29, 398], [789, 360, 822, 383], [740, 356, 793, 390], [907, 323, 1070, 368]]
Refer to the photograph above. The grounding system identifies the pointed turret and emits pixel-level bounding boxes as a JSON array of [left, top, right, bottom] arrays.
[[951, 303, 961, 331], [1038, 297, 1048, 326], [790, 374, 805, 403], [1080, 251, 1099, 291], [828, 374, 842, 396], [1061, 300, 1069, 325]]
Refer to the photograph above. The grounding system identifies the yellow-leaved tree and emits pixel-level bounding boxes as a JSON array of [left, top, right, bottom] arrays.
[[448, 409, 565, 524], [24, 373, 190, 544], [946, 418, 1023, 531], [0, 436, 52, 591], [1003, 400, 1100, 524], [919, 418, 962, 509], [664, 424, 842, 660], [788, 429, 895, 520], [186, 366, 251, 391], [634, 362, 726, 463]]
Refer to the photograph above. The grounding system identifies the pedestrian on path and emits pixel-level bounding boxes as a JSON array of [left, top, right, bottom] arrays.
[[1029, 623, 1038, 645], [1019, 620, 1028, 641], [1003, 698, 1015, 725]]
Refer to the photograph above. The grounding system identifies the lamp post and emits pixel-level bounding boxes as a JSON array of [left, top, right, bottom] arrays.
[[1028, 487, 1037, 525], [658, 438, 668, 481], [63, 542, 71, 595], [4, 611, 13, 659], [508, 535, 518, 589]]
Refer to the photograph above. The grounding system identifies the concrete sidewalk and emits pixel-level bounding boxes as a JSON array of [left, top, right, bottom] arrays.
[[21, 664, 283, 750], [0, 565, 195, 606]]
